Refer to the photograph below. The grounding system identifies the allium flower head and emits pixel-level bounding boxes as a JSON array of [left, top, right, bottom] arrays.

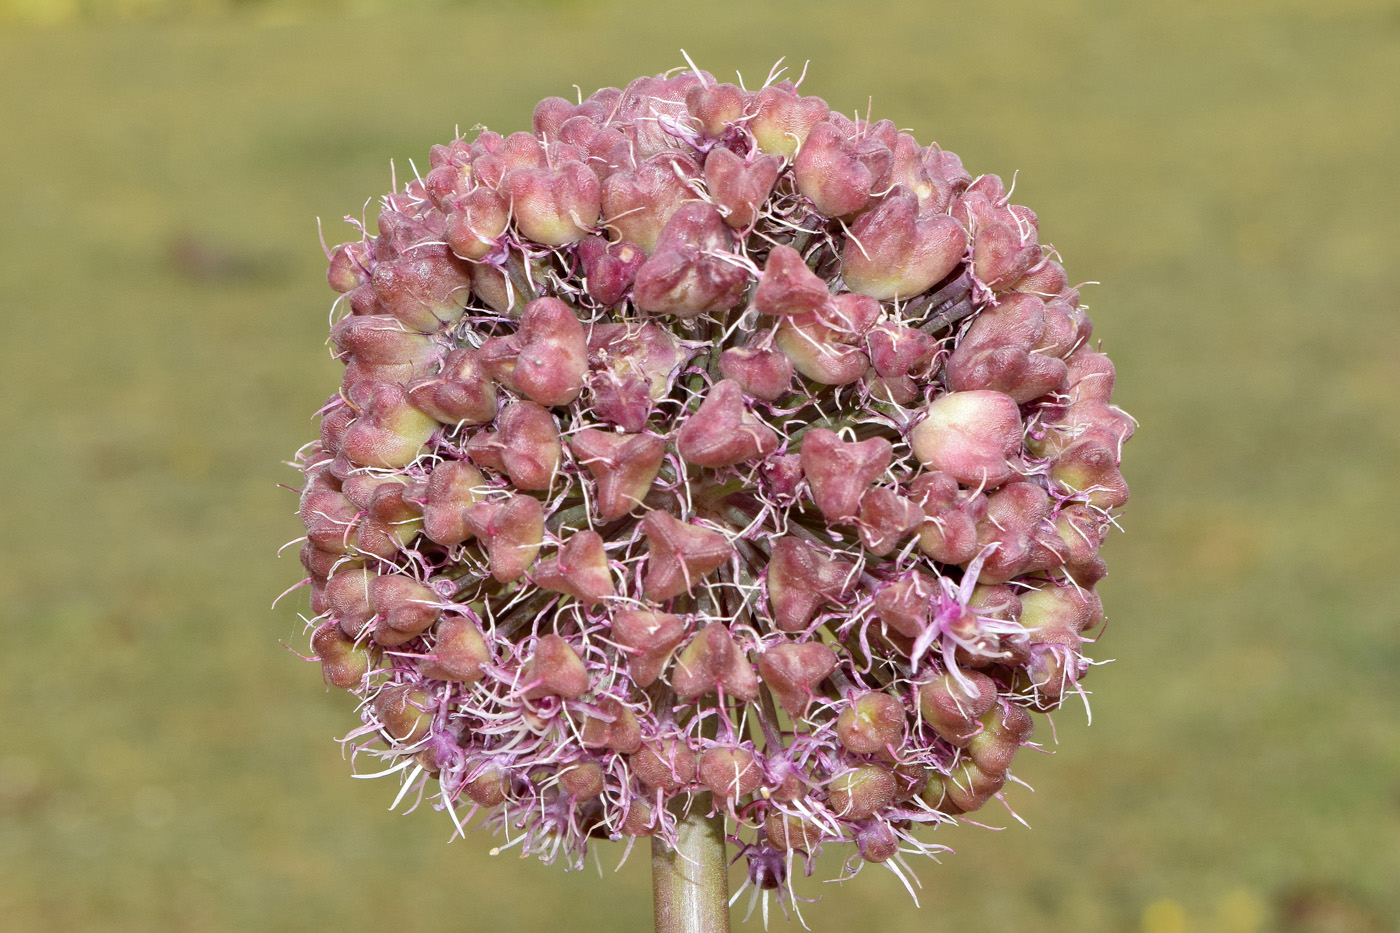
[[289, 60, 1133, 913]]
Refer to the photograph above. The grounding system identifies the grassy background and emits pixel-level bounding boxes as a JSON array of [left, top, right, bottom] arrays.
[[1, 1, 1398, 930]]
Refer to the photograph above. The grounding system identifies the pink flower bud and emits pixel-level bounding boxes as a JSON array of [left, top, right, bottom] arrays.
[[757, 641, 839, 717], [676, 379, 780, 468], [800, 428, 893, 522], [974, 481, 1056, 584], [472, 131, 546, 189], [857, 487, 924, 556], [836, 692, 906, 756], [424, 139, 473, 205], [765, 812, 826, 851], [523, 633, 589, 699], [632, 738, 698, 792], [300, 542, 358, 583], [327, 242, 370, 294], [331, 315, 436, 373], [299, 485, 360, 555], [699, 746, 763, 800], [558, 116, 632, 182], [340, 382, 439, 469], [685, 82, 748, 138], [855, 822, 900, 863], [601, 153, 699, 253], [793, 122, 880, 217], [1064, 348, 1117, 404], [373, 684, 432, 745], [827, 765, 896, 820], [464, 764, 511, 807], [467, 262, 517, 316], [748, 84, 829, 159], [967, 702, 1034, 775], [702, 147, 782, 230], [610, 609, 687, 687], [718, 345, 794, 401], [672, 622, 758, 701], [773, 310, 870, 385], [632, 201, 749, 318], [1051, 438, 1130, 509], [464, 494, 544, 583], [312, 622, 373, 690], [940, 760, 1007, 813], [766, 537, 854, 632], [972, 220, 1040, 293], [866, 322, 937, 382], [558, 761, 605, 800], [420, 616, 490, 683], [577, 236, 645, 307], [752, 244, 829, 317], [370, 573, 441, 639], [504, 160, 601, 246], [569, 429, 666, 521], [1034, 297, 1083, 358], [842, 187, 967, 300], [946, 293, 1068, 403], [531, 96, 579, 139], [640, 511, 734, 602], [917, 671, 997, 747], [890, 135, 970, 214], [370, 256, 473, 333], [326, 568, 376, 637], [909, 390, 1023, 489], [493, 401, 562, 491], [354, 481, 422, 557], [1014, 256, 1070, 299], [589, 322, 691, 401], [872, 572, 936, 638], [580, 697, 643, 754], [407, 347, 498, 426], [1021, 583, 1102, 639], [1050, 504, 1109, 585], [533, 529, 614, 606], [479, 297, 587, 407], [445, 187, 510, 260]]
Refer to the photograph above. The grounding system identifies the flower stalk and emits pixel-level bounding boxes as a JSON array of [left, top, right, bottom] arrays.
[[651, 797, 730, 933]]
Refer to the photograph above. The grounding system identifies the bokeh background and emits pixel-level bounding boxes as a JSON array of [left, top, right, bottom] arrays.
[[2, 1, 1397, 930]]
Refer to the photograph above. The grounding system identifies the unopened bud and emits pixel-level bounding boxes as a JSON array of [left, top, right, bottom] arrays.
[[766, 537, 854, 632], [523, 634, 590, 700], [757, 641, 839, 717], [827, 765, 896, 820], [610, 609, 687, 687], [909, 390, 1023, 489], [533, 529, 614, 606], [641, 511, 735, 602], [800, 428, 893, 522], [836, 692, 906, 757], [677, 379, 780, 468], [842, 187, 967, 300]]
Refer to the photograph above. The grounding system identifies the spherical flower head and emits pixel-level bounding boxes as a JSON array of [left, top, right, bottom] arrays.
[[288, 60, 1134, 911]]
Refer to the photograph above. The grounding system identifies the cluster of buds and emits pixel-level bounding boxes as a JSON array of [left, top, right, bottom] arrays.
[[290, 62, 1132, 907]]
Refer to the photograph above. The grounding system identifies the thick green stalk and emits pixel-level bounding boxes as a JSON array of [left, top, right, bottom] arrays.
[[651, 799, 730, 933]]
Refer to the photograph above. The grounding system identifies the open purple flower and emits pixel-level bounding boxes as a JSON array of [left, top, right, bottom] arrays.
[[289, 59, 1132, 929]]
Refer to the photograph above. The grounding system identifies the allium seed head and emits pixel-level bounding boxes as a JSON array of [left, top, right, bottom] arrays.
[[287, 60, 1133, 909]]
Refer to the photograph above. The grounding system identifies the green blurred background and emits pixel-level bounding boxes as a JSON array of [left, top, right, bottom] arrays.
[[2, 1, 1397, 930]]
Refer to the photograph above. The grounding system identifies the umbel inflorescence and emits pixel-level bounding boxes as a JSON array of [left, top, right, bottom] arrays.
[[290, 62, 1132, 907]]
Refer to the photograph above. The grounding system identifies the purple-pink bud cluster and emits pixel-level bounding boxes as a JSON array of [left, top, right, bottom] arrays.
[[289, 63, 1133, 902]]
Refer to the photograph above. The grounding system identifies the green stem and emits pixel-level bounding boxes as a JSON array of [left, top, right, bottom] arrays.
[[651, 798, 730, 933]]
